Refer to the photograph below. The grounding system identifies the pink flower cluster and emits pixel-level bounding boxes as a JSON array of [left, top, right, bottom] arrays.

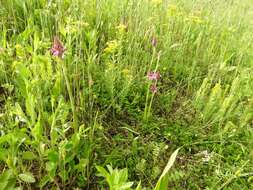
[[50, 37, 65, 58], [147, 71, 160, 81], [147, 71, 161, 93]]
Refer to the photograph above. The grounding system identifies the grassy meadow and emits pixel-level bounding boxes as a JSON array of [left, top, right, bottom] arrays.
[[0, 0, 253, 189]]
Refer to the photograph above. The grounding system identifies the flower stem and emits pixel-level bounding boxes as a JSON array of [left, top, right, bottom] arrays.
[[61, 60, 78, 132]]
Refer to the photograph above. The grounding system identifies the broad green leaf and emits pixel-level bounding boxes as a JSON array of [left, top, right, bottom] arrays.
[[4, 180, 16, 190], [160, 148, 180, 179], [154, 148, 180, 190], [18, 172, 35, 183], [135, 181, 142, 190], [0, 148, 8, 161], [0, 170, 13, 189], [22, 151, 37, 160], [118, 168, 128, 184], [0, 134, 11, 145], [47, 150, 59, 163], [120, 182, 134, 190], [14, 62, 31, 79], [13, 103, 27, 123], [46, 161, 57, 179], [31, 119, 43, 141], [74, 158, 88, 171], [96, 166, 110, 178], [155, 175, 169, 190]]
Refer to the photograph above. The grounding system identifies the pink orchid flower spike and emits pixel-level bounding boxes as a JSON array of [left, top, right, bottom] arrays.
[[147, 71, 161, 81], [150, 83, 158, 93], [50, 37, 65, 58]]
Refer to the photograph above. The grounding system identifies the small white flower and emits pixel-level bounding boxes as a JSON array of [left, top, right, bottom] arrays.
[[196, 150, 213, 163], [15, 115, 27, 123], [201, 150, 212, 162]]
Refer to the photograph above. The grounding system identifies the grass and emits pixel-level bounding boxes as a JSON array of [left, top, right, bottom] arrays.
[[0, 0, 253, 189]]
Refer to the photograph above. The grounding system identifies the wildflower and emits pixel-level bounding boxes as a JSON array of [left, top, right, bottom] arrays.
[[150, 83, 158, 93], [201, 150, 212, 162], [15, 115, 27, 123], [116, 23, 127, 33], [151, 0, 163, 5], [104, 40, 119, 54], [106, 62, 115, 70], [122, 68, 133, 81], [186, 16, 203, 24], [147, 71, 161, 81], [73, 21, 89, 27], [50, 37, 65, 58], [122, 68, 130, 75], [168, 4, 178, 15], [151, 36, 157, 47], [15, 44, 25, 58], [192, 10, 202, 17], [196, 150, 212, 163]]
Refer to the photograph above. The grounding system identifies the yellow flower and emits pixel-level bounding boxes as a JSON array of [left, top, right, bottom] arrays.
[[104, 40, 119, 54], [122, 69, 130, 75], [168, 4, 178, 15], [192, 10, 202, 17], [116, 23, 127, 34], [15, 44, 25, 57], [15, 44, 22, 49], [186, 16, 204, 24], [106, 62, 115, 70], [151, 0, 163, 5], [122, 68, 133, 81], [73, 21, 89, 27]]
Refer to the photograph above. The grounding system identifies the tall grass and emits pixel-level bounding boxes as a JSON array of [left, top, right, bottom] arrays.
[[0, 0, 253, 189]]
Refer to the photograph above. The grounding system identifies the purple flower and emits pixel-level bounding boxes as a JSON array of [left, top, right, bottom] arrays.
[[150, 83, 158, 93], [50, 37, 65, 58], [147, 71, 161, 81]]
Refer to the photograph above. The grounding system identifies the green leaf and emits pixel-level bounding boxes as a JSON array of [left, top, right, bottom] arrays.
[[135, 181, 142, 190], [14, 62, 31, 79], [18, 172, 35, 183], [118, 168, 128, 184], [0, 148, 8, 161], [47, 150, 59, 163], [74, 158, 88, 171], [160, 148, 180, 179], [31, 119, 43, 141], [0, 170, 13, 189], [96, 166, 110, 178], [22, 151, 37, 160], [0, 134, 11, 145], [46, 161, 57, 179], [120, 182, 134, 190], [25, 94, 36, 125], [14, 187, 23, 190], [154, 148, 180, 190]]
